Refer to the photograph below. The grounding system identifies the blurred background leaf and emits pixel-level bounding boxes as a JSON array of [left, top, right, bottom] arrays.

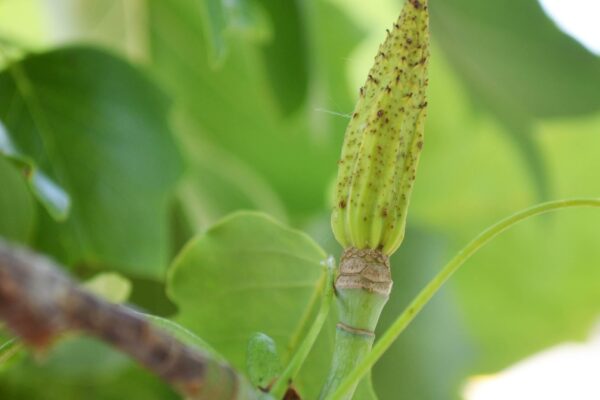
[[253, 0, 309, 115], [0, 47, 183, 277], [146, 0, 340, 218], [0, 340, 178, 400], [428, 0, 600, 199], [0, 121, 71, 220], [173, 110, 289, 230], [0, 156, 35, 242], [429, 0, 600, 118], [374, 227, 475, 399]]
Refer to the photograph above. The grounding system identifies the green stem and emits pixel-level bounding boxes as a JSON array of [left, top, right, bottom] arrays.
[[326, 198, 600, 400], [320, 249, 391, 399], [270, 256, 336, 399], [319, 326, 375, 399]]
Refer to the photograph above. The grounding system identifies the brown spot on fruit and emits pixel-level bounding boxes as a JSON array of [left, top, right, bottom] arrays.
[[410, 0, 422, 9], [284, 387, 302, 400], [368, 74, 379, 85]]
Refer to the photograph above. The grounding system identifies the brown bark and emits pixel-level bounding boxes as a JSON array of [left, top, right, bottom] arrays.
[[0, 240, 257, 400]]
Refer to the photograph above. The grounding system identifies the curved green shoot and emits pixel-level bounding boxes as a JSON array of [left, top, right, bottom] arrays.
[[270, 256, 336, 398], [326, 198, 600, 400]]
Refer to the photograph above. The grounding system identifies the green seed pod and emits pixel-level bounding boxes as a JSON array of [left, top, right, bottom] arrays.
[[331, 0, 430, 256]]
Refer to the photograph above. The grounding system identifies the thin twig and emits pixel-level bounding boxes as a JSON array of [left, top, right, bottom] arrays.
[[0, 240, 259, 400], [270, 256, 336, 398]]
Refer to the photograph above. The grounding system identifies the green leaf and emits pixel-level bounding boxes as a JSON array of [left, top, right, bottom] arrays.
[[0, 155, 35, 242], [184, 0, 308, 114], [304, 0, 364, 122], [31, 337, 130, 380], [255, 0, 309, 114], [454, 204, 600, 371], [0, 357, 178, 400], [167, 211, 328, 396], [246, 332, 282, 389], [429, 0, 600, 119], [173, 112, 288, 230], [199, 0, 269, 66], [148, 0, 363, 216], [428, 0, 600, 198], [0, 122, 70, 220], [0, 46, 184, 277]]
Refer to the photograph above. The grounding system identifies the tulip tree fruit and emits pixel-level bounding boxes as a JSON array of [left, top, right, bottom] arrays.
[[322, 1, 430, 398]]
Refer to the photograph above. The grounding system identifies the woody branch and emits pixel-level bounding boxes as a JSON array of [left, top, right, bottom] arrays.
[[0, 239, 257, 400]]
